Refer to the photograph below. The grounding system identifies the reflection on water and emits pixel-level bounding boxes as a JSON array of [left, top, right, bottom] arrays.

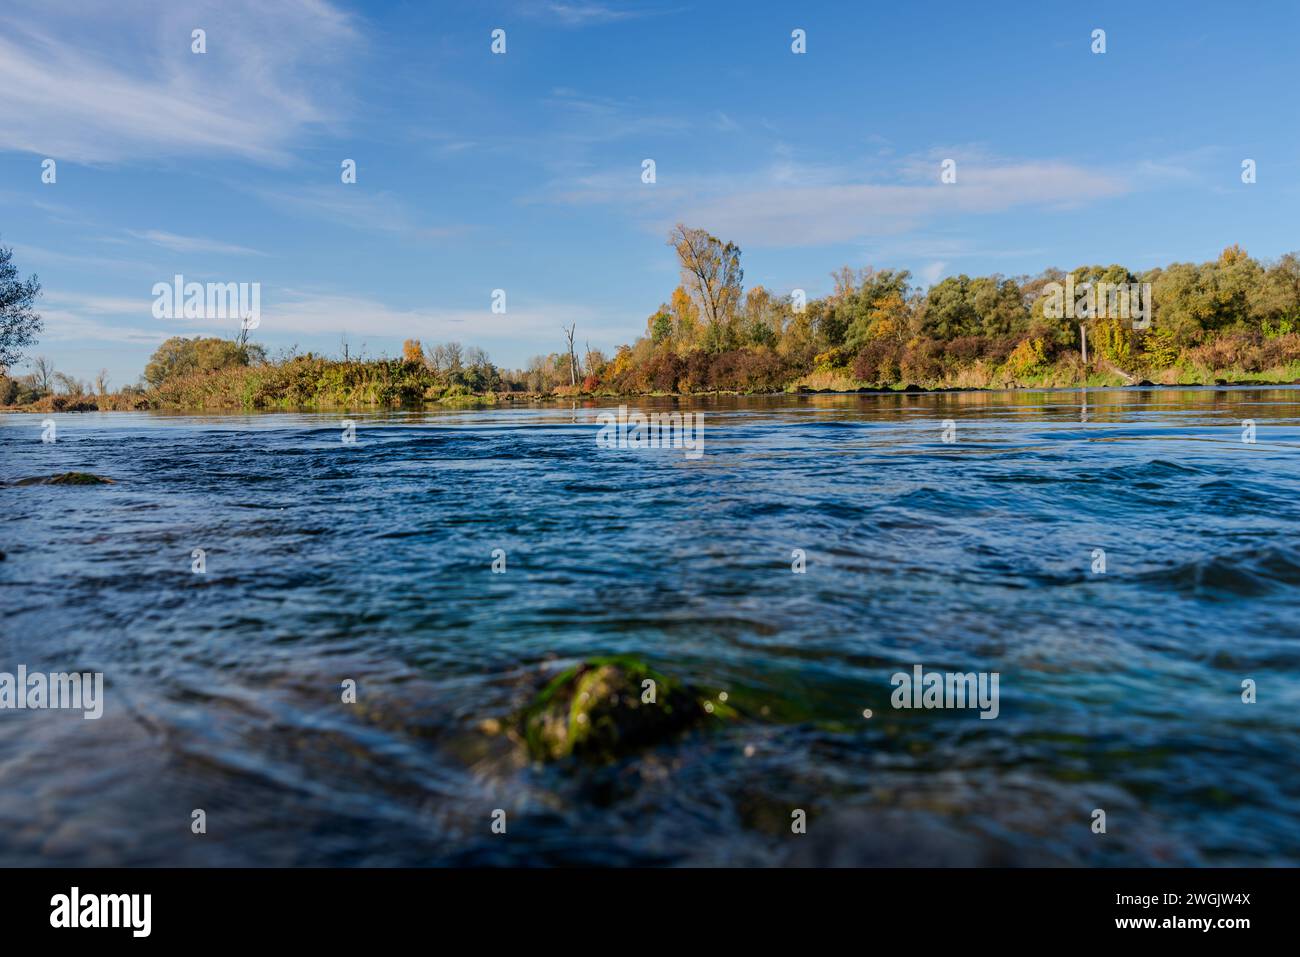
[[1, 387, 1298, 866]]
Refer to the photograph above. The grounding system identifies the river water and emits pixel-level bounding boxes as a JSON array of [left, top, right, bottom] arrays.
[[2, 388, 1298, 866]]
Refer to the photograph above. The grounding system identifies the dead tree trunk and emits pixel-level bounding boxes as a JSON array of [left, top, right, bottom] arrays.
[[563, 323, 578, 387]]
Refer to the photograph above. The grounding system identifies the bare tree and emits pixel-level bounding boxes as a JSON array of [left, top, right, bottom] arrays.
[[31, 355, 54, 392], [94, 368, 110, 396], [423, 342, 445, 374], [424, 342, 465, 378], [562, 323, 578, 387], [53, 371, 83, 395]]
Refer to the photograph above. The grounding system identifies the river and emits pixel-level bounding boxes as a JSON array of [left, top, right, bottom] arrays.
[[2, 387, 1297, 865]]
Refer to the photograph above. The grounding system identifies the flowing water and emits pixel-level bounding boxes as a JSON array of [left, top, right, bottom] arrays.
[[2, 388, 1298, 866]]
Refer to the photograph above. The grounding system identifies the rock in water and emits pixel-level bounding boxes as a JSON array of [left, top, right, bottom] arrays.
[[14, 472, 115, 486], [516, 657, 727, 763]]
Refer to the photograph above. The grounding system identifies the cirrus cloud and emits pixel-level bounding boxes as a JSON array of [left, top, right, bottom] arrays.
[[0, 0, 358, 165]]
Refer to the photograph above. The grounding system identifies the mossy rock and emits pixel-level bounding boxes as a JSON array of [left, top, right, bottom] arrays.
[[514, 656, 734, 763], [15, 472, 115, 486]]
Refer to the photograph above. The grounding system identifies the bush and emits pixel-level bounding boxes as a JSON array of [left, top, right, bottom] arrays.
[[851, 340, 903, 384], [1004, 338, 1047, 378], [899, 337, 942, 383], [1139, 327, 1180, 369], [143, 336, 265, 387], [640, 349, 683, 392]]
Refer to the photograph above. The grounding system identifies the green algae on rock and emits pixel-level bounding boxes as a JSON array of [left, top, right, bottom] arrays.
[[516, 656, 734, 763], [14, 472, 115, 486]]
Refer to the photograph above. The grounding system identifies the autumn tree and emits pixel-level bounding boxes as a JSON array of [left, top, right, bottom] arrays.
[[669, 286, 699, 348], [841, 269, 914, 348], [669, 224, 743, 348]]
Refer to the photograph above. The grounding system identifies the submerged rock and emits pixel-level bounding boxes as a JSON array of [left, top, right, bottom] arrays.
[[15, 472, 115, 486], [510, 656, 732, 763]]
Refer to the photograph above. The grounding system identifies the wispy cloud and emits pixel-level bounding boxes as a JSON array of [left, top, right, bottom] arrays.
[[713, 111, 741, 133], [36, 313, 177, 346], [9, 242, 162, 277], [259, 290, 609, 354], [246, 184, 465, 241], [0, 0, 358, 165], [524, 2, 664, 26], [37, 289, 173, 344], [917, 261, 948, 286], [545, 150, 1131, 247], [126, 230, 266, 257], [542, 88, 690, 140], [690, 161, 1128, 247]]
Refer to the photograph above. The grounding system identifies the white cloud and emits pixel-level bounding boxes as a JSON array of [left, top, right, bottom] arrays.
[[713, 112, 741, 133], [36, 291, 174, 344], [546, 152, 1131, 248], [33, 283, 623, 367], [246, 185, 464, 241], [127, 231, 266, 257], [0, 0, 358, 165], [526, 2, 662, 26], [36, 312, 176, 345], [35, 291, 163, 344], [679, 161, 1128, 247], [262, 290, 599, 347], [918, 261, 948, 286]]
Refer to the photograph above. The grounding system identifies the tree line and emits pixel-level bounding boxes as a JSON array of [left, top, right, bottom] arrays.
[[581, 227, 1300, 393], [5, 229, 1300, 410]]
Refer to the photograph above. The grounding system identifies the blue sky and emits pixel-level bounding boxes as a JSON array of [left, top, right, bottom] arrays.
[[1, 0, 1296, 385]]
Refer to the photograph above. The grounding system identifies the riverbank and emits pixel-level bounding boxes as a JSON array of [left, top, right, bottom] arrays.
[[7, 366, 1300, 413]]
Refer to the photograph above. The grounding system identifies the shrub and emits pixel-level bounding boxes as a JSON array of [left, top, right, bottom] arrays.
[[851, 340, 903, 384], [1004, 338, 1047, 378]]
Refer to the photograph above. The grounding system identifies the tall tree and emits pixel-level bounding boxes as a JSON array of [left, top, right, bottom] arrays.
[[0, 244, 43, 370], [562, 323, 578, 386], [669, 224, 743, 340], [31, 355, 54, 391]]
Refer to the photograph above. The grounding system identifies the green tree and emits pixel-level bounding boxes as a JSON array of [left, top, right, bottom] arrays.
[[1250, 253, 1300, 327], [920, 276, 979, 338], [143, 336, 265, 387], [649, 309, 672, 344], [0, 243, 42, 370]]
